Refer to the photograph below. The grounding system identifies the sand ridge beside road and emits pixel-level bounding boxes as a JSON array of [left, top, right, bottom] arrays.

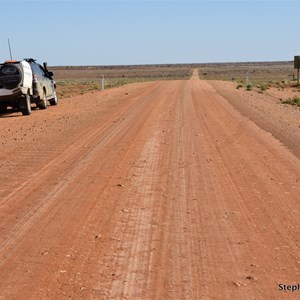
[[0, 71, 299, 299]]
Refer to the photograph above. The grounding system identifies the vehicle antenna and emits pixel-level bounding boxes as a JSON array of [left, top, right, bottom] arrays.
[[8, 38, 13, 60]]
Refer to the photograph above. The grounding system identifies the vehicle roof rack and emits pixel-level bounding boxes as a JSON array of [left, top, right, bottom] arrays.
[[24, 58, 36, 63]]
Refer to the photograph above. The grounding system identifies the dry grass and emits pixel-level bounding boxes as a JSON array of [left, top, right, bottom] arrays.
[[199, 61, 297, 86], [49, 64, 193, 98], [49, 61, 298, 99], [281, 96, 300, 107]]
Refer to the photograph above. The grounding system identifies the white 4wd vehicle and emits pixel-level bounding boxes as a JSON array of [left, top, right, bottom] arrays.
[[0, 58, 58, 116]]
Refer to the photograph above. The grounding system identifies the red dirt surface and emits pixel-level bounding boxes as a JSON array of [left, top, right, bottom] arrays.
[[209, 80, 300, 160], [0, 70, 299, 299]]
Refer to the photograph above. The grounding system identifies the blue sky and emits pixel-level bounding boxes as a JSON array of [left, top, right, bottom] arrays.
[[0, 0, 299, 65]]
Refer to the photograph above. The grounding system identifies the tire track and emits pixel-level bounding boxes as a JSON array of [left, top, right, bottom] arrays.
[[0, 72, 299, 299], [0, 85, 158, 261]]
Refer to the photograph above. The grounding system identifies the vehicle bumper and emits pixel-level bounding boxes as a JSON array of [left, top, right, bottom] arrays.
[[0, 88, 23, 102]]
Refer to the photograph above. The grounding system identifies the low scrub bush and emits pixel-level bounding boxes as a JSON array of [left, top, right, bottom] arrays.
[[281, 96, 300, 107], [246, 84, 253, 91], [259, 84, 269, 91]]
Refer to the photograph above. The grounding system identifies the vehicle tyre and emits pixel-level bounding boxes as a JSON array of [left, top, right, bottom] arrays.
[[38, 90, 48, 110], [21, 94, 32, 116], [49, 91, 58, 106]]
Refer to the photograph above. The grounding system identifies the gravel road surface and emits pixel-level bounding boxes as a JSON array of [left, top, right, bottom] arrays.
[[0, 70, 299, 299]]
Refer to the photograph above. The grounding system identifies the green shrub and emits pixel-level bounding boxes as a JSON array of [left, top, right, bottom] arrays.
[[246, 84, 253, 91], [282, 96, 300, 107], [259, 84, 269, 91]]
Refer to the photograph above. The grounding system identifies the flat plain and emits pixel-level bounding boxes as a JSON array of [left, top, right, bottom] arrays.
[[51, 61, 298, 98]]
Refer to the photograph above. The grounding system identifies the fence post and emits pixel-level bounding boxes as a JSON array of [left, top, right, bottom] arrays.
[[246, 72, 250, 86], [101, 75, 104, 91]]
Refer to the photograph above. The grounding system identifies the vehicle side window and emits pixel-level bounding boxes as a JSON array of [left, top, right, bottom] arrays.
[[31, 63, 42, 76], [30, 62, 52, 79], [39, 66, 47, 77]]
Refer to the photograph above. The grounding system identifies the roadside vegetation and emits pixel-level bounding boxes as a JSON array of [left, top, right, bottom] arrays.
[[51, 62, 300, 106], [51, 65, 193, 99], [199, 61, 299, 91], [281, 96, 300, 107], [199, 61, 300, 108], [199, 61, 295, 84]]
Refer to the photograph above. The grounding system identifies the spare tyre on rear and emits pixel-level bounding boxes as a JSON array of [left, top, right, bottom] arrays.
[[0, 64, 22, 89]]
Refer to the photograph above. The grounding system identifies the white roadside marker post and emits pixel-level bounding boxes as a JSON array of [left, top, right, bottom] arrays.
[[101, 75, 104, 91], [246, 72, 250, 87]]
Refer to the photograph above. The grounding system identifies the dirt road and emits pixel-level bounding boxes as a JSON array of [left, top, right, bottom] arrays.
[[0, 70, 299, 299]]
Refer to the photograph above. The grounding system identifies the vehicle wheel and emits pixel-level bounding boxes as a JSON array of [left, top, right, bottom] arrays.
[[49, 91, 58, 106], [38, 90, 48, 110], [21, 94, 32, 116]]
